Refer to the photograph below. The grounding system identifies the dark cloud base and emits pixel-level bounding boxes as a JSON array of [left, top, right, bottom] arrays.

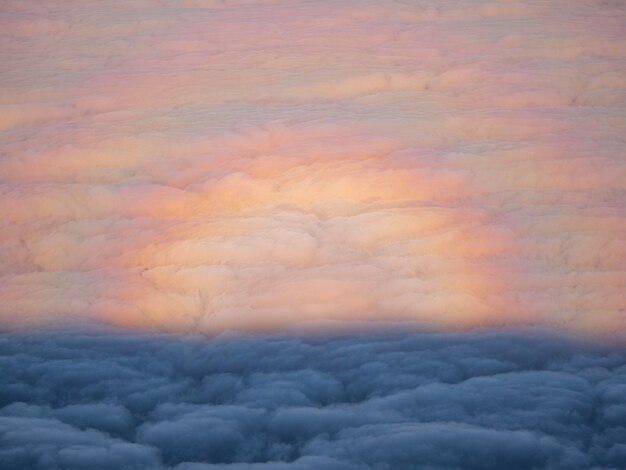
[[1, 327, 625, 470]]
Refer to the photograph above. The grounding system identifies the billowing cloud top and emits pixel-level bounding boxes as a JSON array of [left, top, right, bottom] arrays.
[[1, 0, 625, 337], [1, 329, 625, 469]]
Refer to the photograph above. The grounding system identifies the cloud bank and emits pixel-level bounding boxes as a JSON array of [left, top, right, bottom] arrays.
[[1, 0, 625, 337], [1, 328, 625, 469]]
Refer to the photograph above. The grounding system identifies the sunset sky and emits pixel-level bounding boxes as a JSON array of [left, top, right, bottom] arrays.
[[2, 2, 626, 469], [1, 0, 625, 338]]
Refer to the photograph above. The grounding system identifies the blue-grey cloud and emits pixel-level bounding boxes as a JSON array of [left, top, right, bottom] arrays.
[[1, 328, 625, 469]]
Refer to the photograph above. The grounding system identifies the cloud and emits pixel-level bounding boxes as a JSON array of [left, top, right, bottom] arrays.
[[0, 415, 161, 470], [1, 328, 625, 469], [1, 0, 625, 339]]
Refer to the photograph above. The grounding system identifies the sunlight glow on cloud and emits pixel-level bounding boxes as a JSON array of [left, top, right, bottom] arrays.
[[0, 0, 625, 338]]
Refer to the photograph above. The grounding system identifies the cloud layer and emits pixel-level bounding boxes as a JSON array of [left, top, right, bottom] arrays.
[[1, 328, 625, 469], [1, 0, 626, 337]]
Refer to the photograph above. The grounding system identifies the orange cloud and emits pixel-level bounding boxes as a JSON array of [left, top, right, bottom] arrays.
[[1, 0, 625, 340]]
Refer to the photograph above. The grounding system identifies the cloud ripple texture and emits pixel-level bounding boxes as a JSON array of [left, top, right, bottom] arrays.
[[0, 0, 625, 338]]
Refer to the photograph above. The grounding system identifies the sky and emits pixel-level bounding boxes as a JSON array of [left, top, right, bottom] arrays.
[[2, 2, 626, 469], [1, 0, 625, 338]]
